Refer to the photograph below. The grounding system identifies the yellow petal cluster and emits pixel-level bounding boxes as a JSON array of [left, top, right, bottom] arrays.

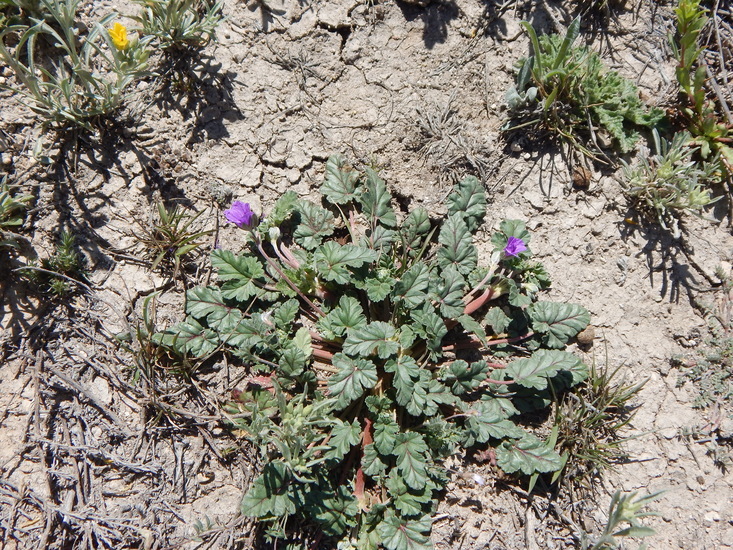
[[109, 22, 130, 50]]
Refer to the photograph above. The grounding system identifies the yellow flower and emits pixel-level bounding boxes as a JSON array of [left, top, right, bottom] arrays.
[[109, 22, 130, 50]]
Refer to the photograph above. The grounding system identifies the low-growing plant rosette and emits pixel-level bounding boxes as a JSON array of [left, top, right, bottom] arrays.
[[156, 156, 591, 548]]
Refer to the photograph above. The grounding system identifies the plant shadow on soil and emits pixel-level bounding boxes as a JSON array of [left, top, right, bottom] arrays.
[[150, 49, 244, 145], [396, 0, 460, 48]]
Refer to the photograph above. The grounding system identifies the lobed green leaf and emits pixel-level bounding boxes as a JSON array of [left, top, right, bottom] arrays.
[[504, 349, 584, 390], [496, 434, 564, 475], [360, 167, 397, 228], [437, 213, 477, 275], [321, 155, 360, 205], [393, 432, 430, 490], [446, 176, 487, 233], [294, 201, 335, 250], [329, 353, 378, 409], [528, 301, 590, 348], [314, 241, 378, 284], [377, 513, 433, 550], [344, 321, 400, 359], [241, 462, 296, 518]]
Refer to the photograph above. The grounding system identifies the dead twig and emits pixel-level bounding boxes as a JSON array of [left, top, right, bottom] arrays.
[[34, 438, 164, 475], [44, 363, 134, 438]]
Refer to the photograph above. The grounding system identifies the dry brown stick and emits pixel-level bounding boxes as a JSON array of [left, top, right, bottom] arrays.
[[34, 438, 163, 475], [61, 343, 129, 395], [0, 482, 23, 549], [196, 426, 225, 462], [33, 351, 54, 550], [45, 364, 134, 438], [61, 418, 84, 509]]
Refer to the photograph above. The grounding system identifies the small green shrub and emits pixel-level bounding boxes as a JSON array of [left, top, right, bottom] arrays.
[[676, 335, 733, 409], [581, 490, 661, 550], [621, 129, 720, 236], [157, 156, 592, 547], [24, 229, 87, 296], [672, 0, 733, 176], [0, 176, 32, 250], [131, 202, 212, 276], [0, 0, 151, 130], [132, 0, 224, 51], [0, 0, 46, 22], [505, 17, 664, 159], [553, 362, 645, 483]]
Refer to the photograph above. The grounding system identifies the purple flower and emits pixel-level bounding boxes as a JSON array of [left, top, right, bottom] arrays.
[[504, 236, 527, 257], [224, 201, 254, 228]]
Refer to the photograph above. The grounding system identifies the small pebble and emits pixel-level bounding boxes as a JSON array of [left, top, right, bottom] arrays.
[[572, 164, 592, 189], [576, 326, 595, 346]]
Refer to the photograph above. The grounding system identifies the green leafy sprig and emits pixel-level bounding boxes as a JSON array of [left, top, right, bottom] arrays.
[[505, 17, 663, 160]]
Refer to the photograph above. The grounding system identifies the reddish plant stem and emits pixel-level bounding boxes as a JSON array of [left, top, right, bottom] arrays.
[[278, 242, 300, 268], [442, 331, 535, 352], [257, 241, 325, 317], [485, 378, 515, 385], [312, 347, 334, 362], [272, 241, 299, 269], [353, 417, 373, 504], [463, 287, 496, 316], [485, 332, 535, 347]]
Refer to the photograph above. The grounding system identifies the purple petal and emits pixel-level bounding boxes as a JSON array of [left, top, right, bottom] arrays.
[[504, 236, 527, 257], [224, 201, 254, 228]]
